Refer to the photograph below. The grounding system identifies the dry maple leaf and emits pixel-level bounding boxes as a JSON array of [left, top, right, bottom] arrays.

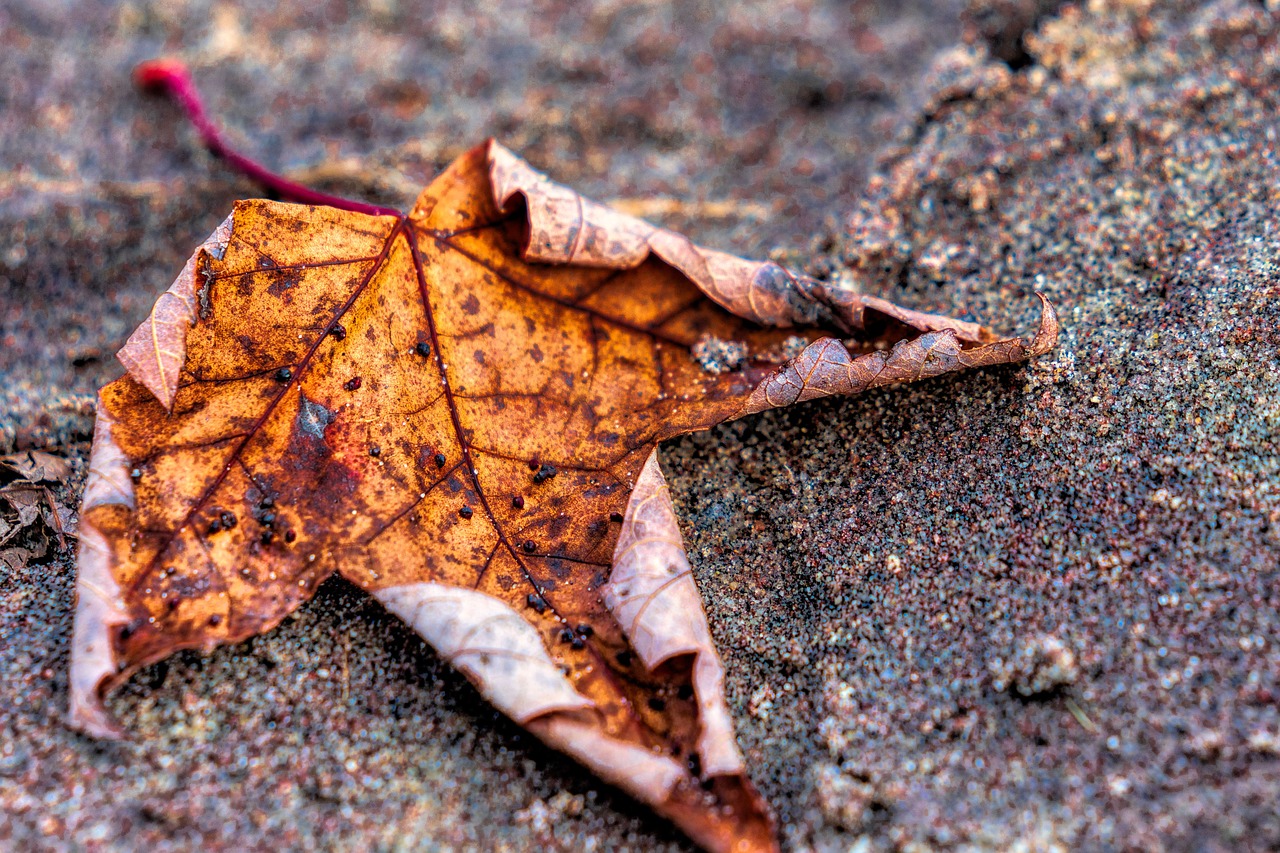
[[69, 61, 1058, 853]]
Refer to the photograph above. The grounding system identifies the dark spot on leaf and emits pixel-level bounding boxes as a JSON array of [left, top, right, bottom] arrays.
[[462, 294, 481, 315], [648, 697, 666, 711], [266, 271, 302, 298]]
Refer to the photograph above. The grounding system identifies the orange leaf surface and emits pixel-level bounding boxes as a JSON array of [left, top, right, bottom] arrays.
[[71, 138, 1056, 852]]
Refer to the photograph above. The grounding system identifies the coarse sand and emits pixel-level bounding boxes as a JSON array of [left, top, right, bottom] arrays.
[[2, 1, 1278, 850]]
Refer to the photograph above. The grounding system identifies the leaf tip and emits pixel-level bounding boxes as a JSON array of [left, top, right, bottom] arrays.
[[68, 692, 127, 741], [115, 342, 176, 411], [373, 583, 593, 724], [116, 212, 235, 411], [1028, 291, 1060, 356]]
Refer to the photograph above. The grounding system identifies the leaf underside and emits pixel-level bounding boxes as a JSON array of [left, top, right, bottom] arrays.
[[71, 140, 1056, 853]]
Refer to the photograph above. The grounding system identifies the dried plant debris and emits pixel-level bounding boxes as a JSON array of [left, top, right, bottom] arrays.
[[1, 449, 74, 483], [1, 450, 75, 567]]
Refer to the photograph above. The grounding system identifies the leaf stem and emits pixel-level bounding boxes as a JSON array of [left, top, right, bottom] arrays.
[[134, 59, 404, 218]]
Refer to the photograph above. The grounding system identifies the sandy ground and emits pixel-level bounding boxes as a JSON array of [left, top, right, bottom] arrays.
[[2, 0, 1279, 850]]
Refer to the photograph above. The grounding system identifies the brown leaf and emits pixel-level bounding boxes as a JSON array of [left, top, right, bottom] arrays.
[[70, 139, 1056, 851], [0, 449, 73, 483], [0, 480, 68, 560], [115, 215, 234, 411], [0, 485, 44, 529], [1, 545, 41, 570]]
